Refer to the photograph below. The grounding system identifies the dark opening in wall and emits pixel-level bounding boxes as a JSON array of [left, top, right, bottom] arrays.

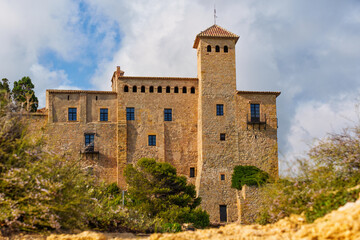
[[149, 86, 154, 93], [95, 96, 98, 100], [191, 87, 195, 94], [174, 86, 179, 93], [220, 133, 226, 141], [190, 167, 195, 178], [224, 46, 228, 53], [207, 45, 211, 52], [216, 45, 220, 52], [133, 86, 137, 92], [67, 95, 70, 100], [141, 86, 145, 92], [124, 85, 129, 92], [158, 86, 162, 93], [182, 86, 187, 93], [166, 86, 171, 93]]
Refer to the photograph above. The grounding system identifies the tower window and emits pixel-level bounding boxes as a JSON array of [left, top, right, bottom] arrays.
[[216, 104, 224, 116], [166, 86, 171, 93], [100, 108, 108, 121], [84, 133, 95, 151], [96, 96, 98, 100], [190, 87, 195, 94], [207, 45, 211, 52], [224, 46, 228, 53], [133, 86, 137, 92], [164, 109, 172, 121], [126, 107, 135, 120], [174, 86, 179, 93], [149, 86, 154, 93], [251, 104, 260, 123], [68, 108, 77, 121], [190, 167, 195, 178], [216, 45, 220, 52], [67, 95, 70, 100], [220, 133, 226, 141], [220, 174, 225, 181], [124, 85, 129, 92], [148, 135, 156, 146], [141, 86, 145, 92], [158, 86, 162, 93], [182, 87, 187, 93]]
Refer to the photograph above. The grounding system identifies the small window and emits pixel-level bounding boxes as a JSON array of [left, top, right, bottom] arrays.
[[182, 87, 187, 93], [100, 108, 108, 121], [251, 104, 260, 123], [216, 45, 220, 52], [124, 85, 129, 92], [126, 107, 135, 120], [85, 134, 94, 147], [216, 104, 224, 116], [164, 109, 172, 121], [207, 45, 211, 52], [220, 174, 225, 181], [67, 95, 70, 100], [174, 86, 179, 93], [166, 86, 171, 93], [141, 86, 145, 93], [149, 86, 154, 93], [224, 46, 228, 53], [190, 87, 195, 94], [220, 133, 226, 141], [158, 86, 162, 93], [148, 135, 156, 146], [96, 96, 98, 100], [68, 108, 77, 121], [133, 86, 137, 92], [190, 167, 195, 178]]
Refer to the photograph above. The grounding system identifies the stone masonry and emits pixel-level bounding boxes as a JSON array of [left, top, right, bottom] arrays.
[[34, 24, 280, 223]]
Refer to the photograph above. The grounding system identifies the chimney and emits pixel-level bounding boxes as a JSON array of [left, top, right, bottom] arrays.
[[116, 66, 124, 77]]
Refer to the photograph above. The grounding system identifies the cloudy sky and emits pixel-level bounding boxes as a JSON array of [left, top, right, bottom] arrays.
[[1, 0, 359, 174]]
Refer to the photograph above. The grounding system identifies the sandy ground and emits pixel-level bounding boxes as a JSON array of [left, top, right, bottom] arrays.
[[2, 197, 360, 240]]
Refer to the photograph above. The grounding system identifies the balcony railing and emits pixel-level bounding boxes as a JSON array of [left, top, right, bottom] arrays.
[[80, 143, 99, 154], [247, 114, 267, 130]]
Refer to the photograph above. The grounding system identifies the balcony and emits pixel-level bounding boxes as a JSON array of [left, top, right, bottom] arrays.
[[80, 143, 99, 154], [247, 114, 267, 130]]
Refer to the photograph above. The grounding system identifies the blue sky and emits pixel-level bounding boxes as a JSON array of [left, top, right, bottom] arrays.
[[1, 0, 359, 174]]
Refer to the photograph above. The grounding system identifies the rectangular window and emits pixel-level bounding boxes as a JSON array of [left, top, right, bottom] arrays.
[[220, 174, 225, 181], [100, 108, 108, 121], [216, 104, 224, 116], [126, 107, 135, 120], [68, 108, 77, 121], [190, 167, 195, 178], [148, 135, 156, 146], [220, 133, 226, 141], [164, 109, 172, 121], [85, 134, 94, 152], [251, 104, 260, 122]]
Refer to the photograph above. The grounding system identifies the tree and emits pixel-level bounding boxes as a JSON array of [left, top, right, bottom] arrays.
[[12, 76, 38, 112], [0, 78, 11, 101], [124, 158, 209, 228], [231, 165, 269, 190]]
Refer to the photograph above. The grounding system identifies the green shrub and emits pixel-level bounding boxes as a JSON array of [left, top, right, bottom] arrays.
[[231, 165, 269, 190]]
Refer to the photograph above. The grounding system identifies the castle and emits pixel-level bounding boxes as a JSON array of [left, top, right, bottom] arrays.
[[38, 24, 280, 223]]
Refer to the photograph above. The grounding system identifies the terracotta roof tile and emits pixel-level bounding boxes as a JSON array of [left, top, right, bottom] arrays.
[[193, 25, 239, 48], [237, 90, 281, 97]]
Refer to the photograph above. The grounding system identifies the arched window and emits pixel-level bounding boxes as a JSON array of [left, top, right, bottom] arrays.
[[141, 86, 145, 93], [149, 86, 154, 93], [158, 86, 162, 93], [182, 86, 187, 93], [96, 96, 98, 100], [124, 85, 129, 92], [191, 87, 195, 94], [224, 46, 228, 53], [174, 86, 179, 93], [133, 86, 137, 92], [207, 45, 211, 52], [67, 95, 70, 100], [216, 45, 220, 52], [166, 86, 171, 93]]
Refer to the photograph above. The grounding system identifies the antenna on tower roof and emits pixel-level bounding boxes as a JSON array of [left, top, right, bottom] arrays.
[[214, 3, 217, 25]]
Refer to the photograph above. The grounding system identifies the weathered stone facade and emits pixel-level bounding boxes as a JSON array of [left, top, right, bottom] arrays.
[[36, 25, 280, 223]]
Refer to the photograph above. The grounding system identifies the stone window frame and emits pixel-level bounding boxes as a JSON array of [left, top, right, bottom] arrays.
[[190, 167, 196, 178], [99, 107, 109, 122], [67, 107, 78, 122]]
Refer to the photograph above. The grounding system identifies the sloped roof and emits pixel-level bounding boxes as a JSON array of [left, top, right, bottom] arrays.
[[237, 90, 281, 97], [193, 24, 239, 48]]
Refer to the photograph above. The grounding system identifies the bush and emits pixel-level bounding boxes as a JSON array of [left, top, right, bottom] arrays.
[[231, 165, 269, 190], [257, 125, 360, 224]]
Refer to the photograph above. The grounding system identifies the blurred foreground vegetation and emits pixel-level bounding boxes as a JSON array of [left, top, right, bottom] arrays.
[[0, 95, 209, 235], [258, 122, 360, 224]]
